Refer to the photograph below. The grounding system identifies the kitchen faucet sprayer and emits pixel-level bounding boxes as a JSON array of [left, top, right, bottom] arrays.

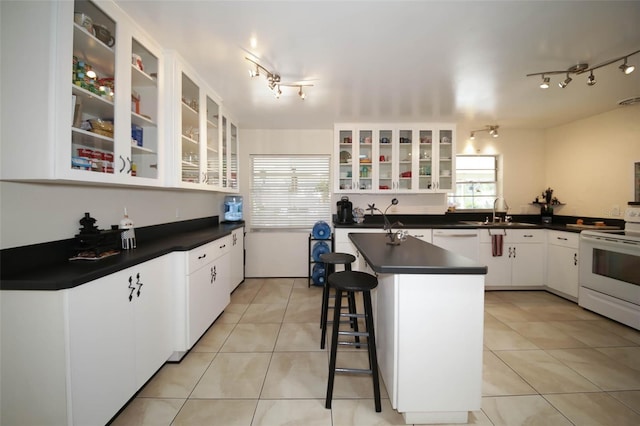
[[367, 198, 407, 245]]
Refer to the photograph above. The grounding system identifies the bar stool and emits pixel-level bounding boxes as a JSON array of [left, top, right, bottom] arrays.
[[319, 252, 357, 349], [325, 270, 381, 413]]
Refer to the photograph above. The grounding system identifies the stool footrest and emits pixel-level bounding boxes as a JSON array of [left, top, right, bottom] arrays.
[[338, 341, 368, 348], [335, 368, 373, 375], [339, 313, 365, 319], [338, 331, 369, 337]]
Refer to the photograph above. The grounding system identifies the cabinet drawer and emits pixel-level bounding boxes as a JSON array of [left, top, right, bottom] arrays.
[[547, 230, 579, 248], [187, 235, 231, 274], [480, 229, 545, 244]]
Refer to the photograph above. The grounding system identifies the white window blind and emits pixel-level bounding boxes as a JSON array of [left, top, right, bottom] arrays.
[[250, 155, 331, 230]]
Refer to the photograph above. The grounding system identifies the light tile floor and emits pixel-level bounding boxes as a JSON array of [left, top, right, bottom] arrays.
[[112, 278, 640, 425]]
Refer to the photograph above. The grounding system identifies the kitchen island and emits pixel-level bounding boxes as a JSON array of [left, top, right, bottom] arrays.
[[349, 233, 487, 424]]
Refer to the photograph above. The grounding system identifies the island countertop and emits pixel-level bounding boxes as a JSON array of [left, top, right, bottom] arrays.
[[349, 232, 488, 275]]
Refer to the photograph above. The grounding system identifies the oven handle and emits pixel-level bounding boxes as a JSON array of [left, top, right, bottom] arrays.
[[581, 234, 640, 249]]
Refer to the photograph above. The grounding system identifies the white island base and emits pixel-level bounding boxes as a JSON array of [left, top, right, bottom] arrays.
[[374, 273, 485, 424]]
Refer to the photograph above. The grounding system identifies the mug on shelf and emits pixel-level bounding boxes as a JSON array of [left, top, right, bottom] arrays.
[[93, 24, 115, 47]]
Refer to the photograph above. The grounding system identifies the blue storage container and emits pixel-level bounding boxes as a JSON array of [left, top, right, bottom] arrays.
[[312, 221, 331, 239], [312, 262, 326, 286], [312, 241, 330, 262]]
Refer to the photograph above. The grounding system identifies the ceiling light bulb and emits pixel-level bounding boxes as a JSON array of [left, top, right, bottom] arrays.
[[587, 71, 596, 86], [619, 58, 635, 74], [540, 76, 550, 89], [559, 74, 572, 88], [493, 129, 499, 138], [470, 132, 475, 140], [274, 86, 281, 99], [298, 87, 306, 100], [249, 65, 260, 78]]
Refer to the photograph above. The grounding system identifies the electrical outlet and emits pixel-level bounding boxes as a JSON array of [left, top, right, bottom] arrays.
[[611, 205, 620, 217]]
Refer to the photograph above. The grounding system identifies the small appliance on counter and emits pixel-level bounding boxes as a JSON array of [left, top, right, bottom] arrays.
[[119, 209, 136, 250], [336, 196, 353, 224], [224, 195, 243, 222]]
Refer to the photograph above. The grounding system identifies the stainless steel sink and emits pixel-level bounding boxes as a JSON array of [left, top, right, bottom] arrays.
[[460, 221, 537, 227]]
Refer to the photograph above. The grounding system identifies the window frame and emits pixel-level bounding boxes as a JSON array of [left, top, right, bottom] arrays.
[[449, 155, 499, 210]]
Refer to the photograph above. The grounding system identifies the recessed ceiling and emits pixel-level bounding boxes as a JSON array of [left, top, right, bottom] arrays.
[[114, 0, 640, 130]]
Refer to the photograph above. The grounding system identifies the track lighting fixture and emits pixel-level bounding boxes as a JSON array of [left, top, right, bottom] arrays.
[[526, 49, 639, 89], [540, 76, 550, 89], [245, 57, 313, 100], [559, 73, 572, 88], [469, 125, 499, 139], [619, 57, 635, 75]]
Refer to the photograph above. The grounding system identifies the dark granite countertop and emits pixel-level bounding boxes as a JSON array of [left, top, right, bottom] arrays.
[[0, 218, 244, 291], [349, 233, 488, 275]]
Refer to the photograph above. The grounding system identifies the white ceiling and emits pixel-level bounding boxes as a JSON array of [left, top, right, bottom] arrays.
[[114, 0, 640, 130]]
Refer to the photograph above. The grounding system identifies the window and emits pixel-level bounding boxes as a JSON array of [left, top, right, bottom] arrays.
[[250, 155, 331, 230], [449, 155, 497, 209]]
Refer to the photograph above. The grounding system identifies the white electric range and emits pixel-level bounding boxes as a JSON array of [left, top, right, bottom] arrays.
[[578, 204, 640, 330]]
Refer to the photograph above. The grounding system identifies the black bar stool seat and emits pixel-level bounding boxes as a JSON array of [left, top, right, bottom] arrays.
[[319, 252, 357, 349], [326, 270, 381, 413]]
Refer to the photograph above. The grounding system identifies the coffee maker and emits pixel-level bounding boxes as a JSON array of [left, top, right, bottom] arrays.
[[336, 196, 354, 224]]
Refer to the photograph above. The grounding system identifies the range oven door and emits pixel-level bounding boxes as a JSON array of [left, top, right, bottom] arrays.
[[579, 232, 640, 330], [579, 232, 640, 304]]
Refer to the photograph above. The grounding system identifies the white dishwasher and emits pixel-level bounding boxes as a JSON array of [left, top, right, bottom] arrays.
[[432, 229, 479, 262]]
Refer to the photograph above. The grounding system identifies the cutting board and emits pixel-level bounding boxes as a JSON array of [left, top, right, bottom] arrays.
[[565, 224, 621, 230]]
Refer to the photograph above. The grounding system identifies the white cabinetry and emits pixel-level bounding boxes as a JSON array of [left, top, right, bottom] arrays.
[[0, 255, 172, 426], [334, 123, 455, 193], [165, 51, 225, 190], [479, 229, 545, 288], [546, 230, 579, 300], [230, 227, 245, 291], [1, 0, 165, 186], [172, 235, 231, 359], [335, 228, 385, 271]]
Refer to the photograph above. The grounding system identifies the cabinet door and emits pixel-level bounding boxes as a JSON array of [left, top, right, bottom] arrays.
[[356, 127, 374, 191], [417, 129, 435, 191], [511, 243, 545, 287], [435, 127, 455, 191], [547, 244, 579, 297], [188, 261, 217, 347], [127, 35, 162, 184], [396, 127, 415, 191], [376, 128, 395, 192], [479, 244, 512, 286], [179, 71, 203, 185], [336, 127, 357, 192], [205, 96, 221, 187], [67, 269, 136, 426], [132, 256, 172, 386], [212, 253, 232, 319], [230, 228, 245, 291]]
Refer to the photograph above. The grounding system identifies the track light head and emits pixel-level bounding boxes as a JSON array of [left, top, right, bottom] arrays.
[[540, 76, 550, 89], [619, 58, 635, 74], [273, 85, 282, 99], [298, 86, 306, 100], [470, 131, 475, 140], [489, 126, 499, 138], [249, 64, 260, 78], [587, 71, 596, 86], [559, 74, 572, 88]]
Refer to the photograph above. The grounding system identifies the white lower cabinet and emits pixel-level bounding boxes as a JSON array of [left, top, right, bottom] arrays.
[[172, 235, 231, 358], [335, 228, 385, 271], [0, 255, 172, 426], [68, 255, 172, 425], [479, 229, 545, 288], [546, 230, 579, 299], [230, 227, 245, 291]]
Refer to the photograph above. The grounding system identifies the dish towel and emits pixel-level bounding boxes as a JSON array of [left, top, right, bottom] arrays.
[[492, 234, 503, 257]]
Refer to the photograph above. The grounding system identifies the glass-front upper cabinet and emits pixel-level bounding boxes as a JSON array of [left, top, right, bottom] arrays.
[[417, 129, 434, 191], [220, 114, 239, 191], [336, 128, 355, 191], [129, 38, 159, 180], [376, 128, 394, 192], [397, 128, 414, 191], [436, 128, 454, 191], [180, 72, 201, 184], [70, 0, 116, 178], [206, 97, 220, 187], [357, 128, 374, 191]]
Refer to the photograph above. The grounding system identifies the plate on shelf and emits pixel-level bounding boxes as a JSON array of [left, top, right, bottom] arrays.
[[340, 150, 351, 163]]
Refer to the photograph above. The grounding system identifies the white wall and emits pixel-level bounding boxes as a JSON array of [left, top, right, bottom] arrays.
[[544, 105, 640, 218], [0, 181, 225, 249]]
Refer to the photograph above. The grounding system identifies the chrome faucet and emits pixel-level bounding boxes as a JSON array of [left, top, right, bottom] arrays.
[[493, 197, 509, 223]]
